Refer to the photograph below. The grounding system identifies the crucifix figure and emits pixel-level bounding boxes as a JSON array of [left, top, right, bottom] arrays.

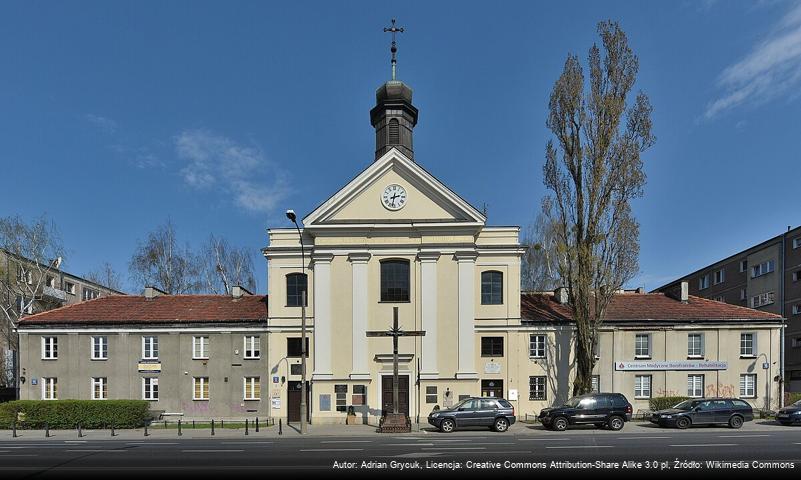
[[366, 306, 425, 432], [383, 18, 404, 80]]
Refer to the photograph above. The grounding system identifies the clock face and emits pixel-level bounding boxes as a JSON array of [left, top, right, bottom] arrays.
[[381, 184, 407, 210]]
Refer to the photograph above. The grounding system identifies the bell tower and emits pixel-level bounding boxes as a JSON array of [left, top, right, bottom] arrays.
[[371, 19, 418, 161]]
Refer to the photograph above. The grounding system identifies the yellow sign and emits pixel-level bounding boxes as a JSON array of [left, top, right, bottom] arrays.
[[137, 362, 161, 373]]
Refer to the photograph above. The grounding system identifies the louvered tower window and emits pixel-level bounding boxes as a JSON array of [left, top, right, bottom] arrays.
[[388, 118, 400, 145]]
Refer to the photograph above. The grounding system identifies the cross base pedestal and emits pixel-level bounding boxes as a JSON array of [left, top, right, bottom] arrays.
[[377, 412, 411, 433]]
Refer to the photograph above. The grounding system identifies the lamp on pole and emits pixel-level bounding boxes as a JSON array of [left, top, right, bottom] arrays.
[[286, 209, 308, 434]]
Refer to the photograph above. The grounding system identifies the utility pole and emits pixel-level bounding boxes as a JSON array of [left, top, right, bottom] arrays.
[[287, 210, 308, 434]]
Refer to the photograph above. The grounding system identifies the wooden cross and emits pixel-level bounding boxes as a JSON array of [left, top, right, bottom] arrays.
[[383, 18, 404, 80], [366, 306, 424, 415]]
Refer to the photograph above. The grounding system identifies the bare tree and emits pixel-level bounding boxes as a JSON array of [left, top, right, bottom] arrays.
[[0, 215, 64, 388], [542, 21, 654, 395], [521, 213, 560, 292], [129, 221, 201, 294], [200, 234, 257, 295], [86, 262, 124, 292]]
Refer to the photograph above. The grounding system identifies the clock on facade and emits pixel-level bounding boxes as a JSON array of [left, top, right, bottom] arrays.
[[381, 184, 407, 210]]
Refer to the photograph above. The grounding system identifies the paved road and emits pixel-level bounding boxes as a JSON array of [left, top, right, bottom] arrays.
[[1, 423, 800, 477]]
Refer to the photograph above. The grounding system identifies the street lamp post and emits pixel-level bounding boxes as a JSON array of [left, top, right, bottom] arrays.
[[286, 209, 308, 434]]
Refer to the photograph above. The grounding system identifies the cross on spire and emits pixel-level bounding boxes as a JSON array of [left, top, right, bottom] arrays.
[[383, 18, 404, 80]]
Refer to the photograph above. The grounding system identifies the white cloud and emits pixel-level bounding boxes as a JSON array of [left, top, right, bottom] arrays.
[[84, 113, 117, 134], [174, 129, 290, 214], [704, 3, 801, 119]]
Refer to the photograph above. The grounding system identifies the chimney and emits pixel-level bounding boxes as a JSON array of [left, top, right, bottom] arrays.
[[231, 285, 252, 299], [665, 281, 689, 303], [554, 287, 569, 305], [636, 287, 645, 294], [144, 286, 166, 300]]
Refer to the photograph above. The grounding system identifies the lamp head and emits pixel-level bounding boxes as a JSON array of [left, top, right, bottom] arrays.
[[286, 209, 297, 223]]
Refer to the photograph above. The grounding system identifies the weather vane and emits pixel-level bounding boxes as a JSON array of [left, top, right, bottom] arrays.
[[384, 18, 404, 80]]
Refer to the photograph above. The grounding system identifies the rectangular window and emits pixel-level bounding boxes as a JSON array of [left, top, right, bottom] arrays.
[[740, 374, 756, 398], [425, 385, 438, 404], [793, 304, 801, 315], [713, 269, 725, 285], [634, 333, 651, 358], [529, 376, 546, 400], [751, 260, 775, 278], [740, 333, 756, 357], [529, 334, 546, 359], [740, 289, 747, 301], [244, 335, 261, 359], [91, 377, 108, 400], [687, 374, 704, 398], [65, 282, 76, 294], [290, 363, 302, 376], [792, 337, 801, 348], [243, 377, 260, 400], [634, 375, 652, 399], [82, 288, 99, 301], [751, 291, 775, 308], [713, 295, 725, 302], [380, 260, 410, 302], [42, 377, 57, 400], [793, 271, 800, 282], [698, 275, 709, 290], [480, 271, 504, 305], [352, 385, 366, 405], [334, 384, 347, 412], [687, 333, 704, 358], [286, 273, 308, 307], [481, 337, 504, 357], [91, 336, 108, 360], [46, 275, 55, 288], [193, 377, 209, 400], [287, 337, 309, 358], [142, 336, 158, 360], [143, 378, 159, 401], [794, 237, 801, 249], [740, 260, 748, 272], [192, 336, 209, 359], [591, 375, 600, 393], [42, 336, 58, 359]]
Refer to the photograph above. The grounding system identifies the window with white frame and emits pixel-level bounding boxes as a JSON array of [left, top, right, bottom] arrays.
[[751, 260, 775, 278], [687, 374, 704, 398], [635, 333, 651, 358], [82, 288, 99, 301], [793, 304, 801, 315], [740, 260, 748, 272], [193, 377, 209, 400], [91, 377, 108, 400], [792, 337, 801, 348], [713, 295, 725, 302], [713, 269, 725, 285], [529, 376, 546, 400], [142, 378, 158, 400], [688, 333, 704, 357], [793, 270, 800, 282], [529, 334, 546, 359], [17, 295, 32, 314], [243, 377, 260, 400], [740, 374, 756, 398], [142, 336, 158, 360], [794, 237, 801, 249], [634, 375, 652, 399], [740, 332, 756, 357], [42, 336, 57, 359], [591, 375, 600, 393], [740, 289, 747, 301], [192, 336, 209, 359], [42, 377, 57, 400], [244, 335, 260, 359], [698, 275, 709, 290], [65, 281, 76, 294], [91, 336, 108, 360], [751, 291, 775, 308]]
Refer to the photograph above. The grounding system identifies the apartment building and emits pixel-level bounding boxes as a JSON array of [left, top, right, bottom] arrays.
[[654, 226, 801, 393]]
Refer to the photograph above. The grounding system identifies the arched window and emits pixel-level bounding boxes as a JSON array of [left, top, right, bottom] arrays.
[[388, 118, 400, 145], [286, 273, 308, 307], [481, 271, 503, 305], [380, 259, 410, 302]]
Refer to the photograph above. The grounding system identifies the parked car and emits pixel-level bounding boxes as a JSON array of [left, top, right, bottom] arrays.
[[776, 399, 801, 426], [538, 393, 633, 431], [428, 397, 516, 433], [650, 398, 754, 429]]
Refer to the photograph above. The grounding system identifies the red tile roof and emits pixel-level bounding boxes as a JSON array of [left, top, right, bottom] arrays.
[[521, 292, 783, 324], [18, 294, 268, 326]]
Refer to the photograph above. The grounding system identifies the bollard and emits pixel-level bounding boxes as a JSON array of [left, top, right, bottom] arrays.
[[144, 423, 149, 437], [45, 422, 50, 438], [211, 419, 215, 436], [278, 418, 282, 435], [178, 419, 182, 437], [111, 423, 115, 437], [192, 420, 195, 429], [255, 417, 259, 433], [164, 420, 167, 430], [77, 423, 82, 438], [245, 419, 249, 436], [12, 419, 16, 438], [221, 419, 224, 429]]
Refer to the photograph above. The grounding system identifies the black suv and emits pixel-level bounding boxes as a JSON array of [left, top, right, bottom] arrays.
[[428, 397, 516, 433], [538, 393, 633, 431], [650, 398, 754, 429]]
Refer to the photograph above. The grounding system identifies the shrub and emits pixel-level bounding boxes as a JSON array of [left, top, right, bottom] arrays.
[[786, 392, 801, 406], [649, 396, 689, 411], [0, 400, 151, 429]]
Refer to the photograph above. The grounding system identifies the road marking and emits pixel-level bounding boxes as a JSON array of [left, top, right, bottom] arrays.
[[0, 454, 37, 457], [617, 436, 671, 440], [518, 438, 571, 441], [125, 442, 180, 445], [64, 441, 87, 443], [421, 447, 486, 451], [389, 443, 434, 446], [718, 434, 769, 438], [66, 449, 129, 453], [547, 446, 613, 449], [669, 444, 737, 447], [182, 449, 245, 453], [320, 440, 371, 444], [393, 452, 444, 458], [221, 442, 275, 445], [300, 448, 364, 452]]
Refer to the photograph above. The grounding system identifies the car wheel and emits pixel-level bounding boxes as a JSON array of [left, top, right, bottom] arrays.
[[552, 417, 569, 432], [440, 419, 455, 433], [676, 417, 691, 429], [494, 417, 509, 433], [728, 415, 744, 429], [607, 416, 625, 431]]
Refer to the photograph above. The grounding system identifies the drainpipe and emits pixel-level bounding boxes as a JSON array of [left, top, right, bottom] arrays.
[[780, 227, 788, 408]]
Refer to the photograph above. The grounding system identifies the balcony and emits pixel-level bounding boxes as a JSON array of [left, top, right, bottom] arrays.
[[42, 285, 68, 302]]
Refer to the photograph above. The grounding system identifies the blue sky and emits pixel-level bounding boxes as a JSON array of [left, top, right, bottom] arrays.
[[1, 1, 800, 293]]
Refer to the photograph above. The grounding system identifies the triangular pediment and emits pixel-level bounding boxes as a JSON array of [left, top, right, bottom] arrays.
[[303, 149, 486, 228]]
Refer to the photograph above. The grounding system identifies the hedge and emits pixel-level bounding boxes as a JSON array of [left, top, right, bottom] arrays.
[[0, 400, 151, 429], [649, 396, 690, 411], [787, 392, 801, 405]]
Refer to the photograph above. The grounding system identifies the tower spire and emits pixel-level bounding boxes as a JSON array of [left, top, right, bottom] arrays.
[[384, 18, 404, 80]]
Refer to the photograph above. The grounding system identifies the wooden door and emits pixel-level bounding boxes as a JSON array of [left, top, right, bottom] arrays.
[[287, 381, 309, 423], [381, 375, 409, 415]]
